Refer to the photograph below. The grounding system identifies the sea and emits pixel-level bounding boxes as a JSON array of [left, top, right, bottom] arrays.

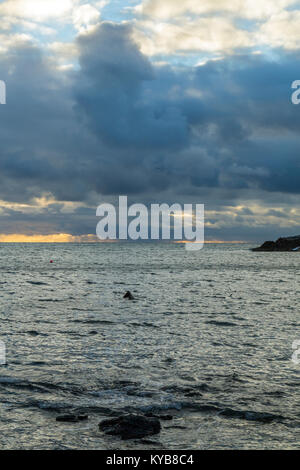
[[0, 242, 299, 449]]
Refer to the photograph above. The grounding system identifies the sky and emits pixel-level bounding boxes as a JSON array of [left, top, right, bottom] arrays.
[[0, 0, 300, 242]]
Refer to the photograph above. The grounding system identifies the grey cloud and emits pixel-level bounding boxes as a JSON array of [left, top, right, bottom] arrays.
[[0, 23, 300, 239]]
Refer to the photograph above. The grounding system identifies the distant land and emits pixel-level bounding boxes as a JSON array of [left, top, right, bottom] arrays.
[[252, 235, 300, 252]]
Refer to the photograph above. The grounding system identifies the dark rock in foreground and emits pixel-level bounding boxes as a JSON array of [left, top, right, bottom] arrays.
[[99, 414, 161, 440], [252, 235, 300, 252], [56, 414, 88, 423]]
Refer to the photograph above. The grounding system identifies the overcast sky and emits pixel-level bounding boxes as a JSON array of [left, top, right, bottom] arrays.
[[0, 0, 300, 242]]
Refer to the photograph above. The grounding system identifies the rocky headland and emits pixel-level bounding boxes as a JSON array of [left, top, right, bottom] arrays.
[[252, 235, 300, 252]]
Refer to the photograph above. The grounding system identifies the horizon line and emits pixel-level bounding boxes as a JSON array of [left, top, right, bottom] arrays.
[[0, 233, 251, 244]]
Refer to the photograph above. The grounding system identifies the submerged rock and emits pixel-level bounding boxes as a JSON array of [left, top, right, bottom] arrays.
[[56, 414, 88, 423], [252, 235, 300, 252], [123, 291, 134, 300], [144, 412, 173, 421], [219, 408, 284, 423], [99, 414, 161, 440]]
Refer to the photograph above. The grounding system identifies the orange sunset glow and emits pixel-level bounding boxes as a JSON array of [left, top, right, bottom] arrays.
[[0, 234, 99, 243]]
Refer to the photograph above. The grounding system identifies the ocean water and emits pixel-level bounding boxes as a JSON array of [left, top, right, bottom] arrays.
[[0, 242, 299, 450]]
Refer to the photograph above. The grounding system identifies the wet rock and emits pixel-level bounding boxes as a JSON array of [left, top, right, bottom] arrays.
[[77, 415, 88, 421], [165, 425, 187, 430], [27, 330, 39, 336], [252, 235, 300, 252], [123, 291, 134, 300], [56, 414, 88, 423], [99, 414, 161, 440]]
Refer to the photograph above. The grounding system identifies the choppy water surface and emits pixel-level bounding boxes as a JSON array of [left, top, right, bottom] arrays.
[[0, 242, 299, 449]]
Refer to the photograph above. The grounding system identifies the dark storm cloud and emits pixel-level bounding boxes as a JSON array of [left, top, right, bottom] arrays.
[[74, 23, 189, 150], [0, 22, 300, 238], [73, 24, 300, 196], [0, 43, 84, 201]]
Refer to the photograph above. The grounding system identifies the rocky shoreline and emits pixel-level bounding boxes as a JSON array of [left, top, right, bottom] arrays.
[[252, 235, 300, 252]]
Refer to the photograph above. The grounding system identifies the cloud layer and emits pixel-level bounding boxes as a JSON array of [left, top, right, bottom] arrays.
[[0, 2, 300, 240]]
